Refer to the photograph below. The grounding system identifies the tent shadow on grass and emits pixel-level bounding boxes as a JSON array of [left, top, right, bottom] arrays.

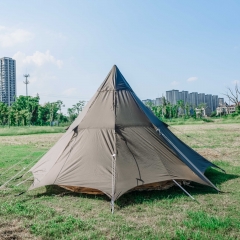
[[34, 167, 239, 208], [203, 167, 239, 186], [116, 168, 239, 208], [35, 185, 109, 202]]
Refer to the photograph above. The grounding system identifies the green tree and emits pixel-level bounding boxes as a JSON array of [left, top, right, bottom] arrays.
[[0, 102, 8, 126], [72, 100, 85, 114]]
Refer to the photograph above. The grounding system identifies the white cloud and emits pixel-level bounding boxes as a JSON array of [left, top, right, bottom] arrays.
[[187, 77, 198, 82], [13, 50, 63, 68], [0, 26, 33, 47], [0, 26, 6, 31], [63, 88, 77, 96], [171, 81, 179, 86], [232, 80, 240, 85]]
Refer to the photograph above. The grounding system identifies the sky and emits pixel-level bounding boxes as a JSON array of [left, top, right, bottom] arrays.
[[0, 0, 240, 112]]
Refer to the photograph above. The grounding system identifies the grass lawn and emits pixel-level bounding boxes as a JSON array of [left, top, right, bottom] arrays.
[[0, 126, 66, 136], [163, 114, 240, 125], [0, 124, 240, 239]]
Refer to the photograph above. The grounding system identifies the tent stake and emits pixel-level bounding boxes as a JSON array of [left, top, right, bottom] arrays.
[[111, 200, 114, 214], [173, 180, 196, 201]]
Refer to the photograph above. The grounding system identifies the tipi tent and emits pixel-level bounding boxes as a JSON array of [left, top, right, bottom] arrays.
[[29, 65, 222, 208]]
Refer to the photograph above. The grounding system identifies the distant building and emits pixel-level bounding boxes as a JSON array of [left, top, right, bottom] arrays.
[[155, 97, 163, 106], [142, 99, 155, 106], [166, 90, 173, 104], [0, 57, 16, 106], [189, 92, 198, 107], [212, 95, 218, 112], [180, 91, 189, 103], [216, 104, 235, 115], [142, 89, 224, 114], [171, 90, 179, 105], [218, 98, 224, 106], [205, 94, 213, 112], [166, 90, 180, 105], [198, 93, 205, 106]]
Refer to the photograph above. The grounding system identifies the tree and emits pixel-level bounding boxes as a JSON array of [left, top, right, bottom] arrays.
[[197, 103, 207, 118], [67, 107, 77, 123], [72, 100, 85, 114], [224, 84, 240, 113], [45, 102, 60, 126], [56, 100, 65, 125], [177, 100, 185, 118], [0, 102, 8, 126]]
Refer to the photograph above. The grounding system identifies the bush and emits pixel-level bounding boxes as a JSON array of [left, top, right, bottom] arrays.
[[231, 112, 239, 117], [202, 118, 214, 123], [210, 111, 217, 117]]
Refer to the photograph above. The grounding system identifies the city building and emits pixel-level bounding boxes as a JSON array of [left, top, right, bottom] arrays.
[[189, 92, 198, 107], [172, 90, 179, 105], [216, 104, 235, 115], [166, 90, 173, 104], [142, 89, 225, 115], [180, 91, 189, 104], [0, 57, 16, 106], [205, 94, 213, 112], [198, 93, 205, 105], [166, 89, 179, 104], [218, 98, 224, 106], [142, 99, 156, 106], [155, 97, 163, 106], [212, 95, 218, 112]]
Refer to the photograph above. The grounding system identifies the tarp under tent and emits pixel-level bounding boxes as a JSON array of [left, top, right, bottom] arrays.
[[29, 65, 223, 209]]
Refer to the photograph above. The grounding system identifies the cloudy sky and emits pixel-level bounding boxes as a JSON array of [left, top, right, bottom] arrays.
[[1, 1, 240, 111]]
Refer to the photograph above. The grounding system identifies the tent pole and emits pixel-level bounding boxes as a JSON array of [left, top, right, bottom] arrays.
[[111, 154, 116, 214], [173, 180, 196, 201]]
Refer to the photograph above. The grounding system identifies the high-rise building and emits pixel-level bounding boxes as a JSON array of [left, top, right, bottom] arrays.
[[155, 97, 163, 106], [189, 92, 198, 107], [198, 93, 205, 106], [180, 91, 189, 104], [205, 94, 213, 112], [161, 89, 222, 114], [166, 90, 179, 104], [212, 95, 218, 111], [0, 57, 16, 106], [166, 90, 172, 104], [172, 90, 179, 105], [218, 98, 224, 106]]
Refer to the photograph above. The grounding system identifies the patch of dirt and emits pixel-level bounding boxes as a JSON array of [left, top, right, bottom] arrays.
[[169, 124, 240, 164], [0, 221, 39, 240], [0, 133, 63, 148]]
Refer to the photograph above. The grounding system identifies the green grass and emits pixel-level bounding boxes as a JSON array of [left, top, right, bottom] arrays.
[[0, 124, 240, 239], [0, 126, 66, 136], [163, 114, 240, 125]]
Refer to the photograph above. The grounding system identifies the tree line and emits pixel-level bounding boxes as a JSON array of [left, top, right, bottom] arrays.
[[0, 95, 85, 127], [145, 98, 210, 120]]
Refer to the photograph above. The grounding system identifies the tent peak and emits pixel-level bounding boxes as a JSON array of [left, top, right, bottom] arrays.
[[98, 65, 133, 92]]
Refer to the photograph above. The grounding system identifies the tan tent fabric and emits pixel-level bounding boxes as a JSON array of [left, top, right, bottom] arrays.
[[29, 65, 219, 200]]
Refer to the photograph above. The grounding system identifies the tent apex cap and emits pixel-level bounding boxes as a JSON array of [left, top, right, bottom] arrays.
[[98, 65, 133, 91]]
